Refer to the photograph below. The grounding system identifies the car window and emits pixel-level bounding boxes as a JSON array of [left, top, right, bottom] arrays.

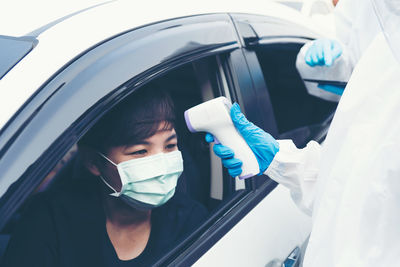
[[253, 42, 337, 147], [0, 54, 251, 266], [230, 13, 336, 148]]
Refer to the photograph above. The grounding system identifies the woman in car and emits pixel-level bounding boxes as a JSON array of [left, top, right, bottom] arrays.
[[3, 86, 208, 267]]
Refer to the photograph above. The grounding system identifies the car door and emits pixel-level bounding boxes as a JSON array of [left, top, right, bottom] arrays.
[[192, 13, 339, 267]]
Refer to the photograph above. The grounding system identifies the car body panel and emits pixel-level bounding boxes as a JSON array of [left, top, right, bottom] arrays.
[[194, 185, 312, 266]]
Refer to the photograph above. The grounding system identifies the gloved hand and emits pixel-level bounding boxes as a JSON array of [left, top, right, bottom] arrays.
[[205, 103, 279, 177], [317, 84, 345, 96], [305, 39, 342, 67]]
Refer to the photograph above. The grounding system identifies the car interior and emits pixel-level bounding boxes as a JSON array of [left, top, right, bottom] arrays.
[[34, 57, 234, 207]]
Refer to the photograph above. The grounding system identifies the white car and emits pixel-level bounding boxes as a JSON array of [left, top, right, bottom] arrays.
[[0, 1, 338, 266]]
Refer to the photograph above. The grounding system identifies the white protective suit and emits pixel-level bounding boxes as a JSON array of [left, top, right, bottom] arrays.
[[265, 1, 400, 266], [297, 0, 382, 102], [301, 0, 335, 36], [333, 0, 381, 65]]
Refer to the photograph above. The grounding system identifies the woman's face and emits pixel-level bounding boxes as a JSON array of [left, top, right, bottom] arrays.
[[97, 122, 178, 191]]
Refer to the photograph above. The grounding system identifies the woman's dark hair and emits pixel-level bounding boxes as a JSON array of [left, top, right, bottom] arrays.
[[78, 86, 175, 153]]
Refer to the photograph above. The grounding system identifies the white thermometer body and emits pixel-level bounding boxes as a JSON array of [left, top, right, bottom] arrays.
[[184, 97, 259, 179]]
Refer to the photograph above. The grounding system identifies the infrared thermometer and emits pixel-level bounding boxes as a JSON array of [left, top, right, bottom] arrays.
[[184, 97, 259, 179]]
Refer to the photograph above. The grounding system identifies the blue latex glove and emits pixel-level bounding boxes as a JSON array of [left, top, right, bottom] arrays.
[[305, 39, 342, 67], [205, 103, 279, 177], [317, 84, 345, 96]]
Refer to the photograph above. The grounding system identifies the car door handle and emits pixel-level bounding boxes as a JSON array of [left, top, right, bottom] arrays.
[[282, 246, 301, 267]]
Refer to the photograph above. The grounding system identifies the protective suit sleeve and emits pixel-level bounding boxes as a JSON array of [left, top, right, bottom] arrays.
[[264, 139, 321, 216]]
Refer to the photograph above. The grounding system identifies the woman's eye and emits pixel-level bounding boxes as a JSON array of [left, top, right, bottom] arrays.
[[166, 143, 177, 150], [130, 149, 147, 155]]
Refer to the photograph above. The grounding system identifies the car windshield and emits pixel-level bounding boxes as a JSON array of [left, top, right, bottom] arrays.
[[0, 36, 36, 80]]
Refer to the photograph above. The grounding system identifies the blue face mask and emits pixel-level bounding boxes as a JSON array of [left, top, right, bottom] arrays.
[[98, 150, 183, 210]]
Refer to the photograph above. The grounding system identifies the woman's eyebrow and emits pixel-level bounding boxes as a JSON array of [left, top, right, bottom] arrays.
[[166, 134, 177, 142], [132, 141, 150, 145]]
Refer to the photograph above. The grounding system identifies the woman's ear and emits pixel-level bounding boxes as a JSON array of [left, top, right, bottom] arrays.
[[78, 146, 101, 176]]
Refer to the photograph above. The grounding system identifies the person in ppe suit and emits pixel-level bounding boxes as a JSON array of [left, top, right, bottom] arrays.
[[298, 0, 381, 102], [206, 0, 400, 266], [301, 0, 337, 37]]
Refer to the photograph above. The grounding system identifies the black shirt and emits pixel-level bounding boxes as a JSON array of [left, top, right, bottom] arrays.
[[103, 193, 208, 266], [3, 176, 208, 267]]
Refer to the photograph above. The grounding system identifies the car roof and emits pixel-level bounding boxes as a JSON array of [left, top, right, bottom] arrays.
[[0, 0, 321, 131]]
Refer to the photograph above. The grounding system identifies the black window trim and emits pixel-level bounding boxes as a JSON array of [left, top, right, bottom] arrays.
[[229, 12, 321, 48]]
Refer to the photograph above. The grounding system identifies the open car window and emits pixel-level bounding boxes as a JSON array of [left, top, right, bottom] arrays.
[[253, 41, 337, 147]]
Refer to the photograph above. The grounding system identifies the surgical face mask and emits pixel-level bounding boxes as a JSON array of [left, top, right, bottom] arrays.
[[98, 150, 183, 210]]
